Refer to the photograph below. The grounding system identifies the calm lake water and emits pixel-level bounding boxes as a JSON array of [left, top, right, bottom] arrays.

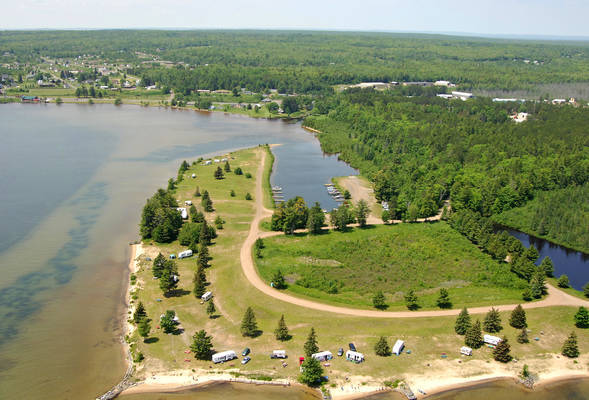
[[508, 229, 589, 290], [0, 103, 354, 399]]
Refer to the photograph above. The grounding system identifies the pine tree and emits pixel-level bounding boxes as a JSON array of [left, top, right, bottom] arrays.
[[529, 271, 547, 298], [224, 161, 231, 172], [522, 288, 532, 301], [374, 336, 391, 356], [372, 291, 387, 309], [574, 306, 589, 328], [304, 327, 319, 357], [197, 244, 210, 269], [191, 330, 214, 360], [214, 166, 224, 179], [152, 253, 166, 278], [465, 319, 483, 349], [240, 307, 259, 337], [455, 307, 471, 335], [193, 268, 206, 298], [436, 288, 452, 309], [298, 357, 324, 386], [517, 328, 529, 344], [306, 202, 325, 234], [562, 332, 580, 358], [493, 336, 512, 363], [483, 307, 503, 333], [275, 315, 291, 341], [138, 317, 151, 341], [355, 200, 370, 227], [540, 257, 554, 277], [404, 289, 419, 311], [133, 301, 147, 323], [160, 310, 178, 334], [272, 269, 286, 289], [509, 305, 527, 329], [206, 300, 216, 318]]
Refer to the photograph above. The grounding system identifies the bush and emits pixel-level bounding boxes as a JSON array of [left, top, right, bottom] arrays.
[[245, 172, 252, 179], [557, 275, 570, 288], [245, 192, 253, 200]]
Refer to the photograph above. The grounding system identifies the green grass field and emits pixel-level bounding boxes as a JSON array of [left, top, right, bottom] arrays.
[[129, 146, 588, 390], [255, 223, 528, 310]]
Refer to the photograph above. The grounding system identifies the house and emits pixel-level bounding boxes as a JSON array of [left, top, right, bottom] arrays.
[[402, 81, 434, 87], [552, 99, 566, 105], [212, 350, 237, 363], [349, 82, 390, 90], [178, 250, 193, 259], [437, 94, 453, 99], [201, 291, 213, 301], [460, 346, 473, 356], [145, 85, 157, 90], [510, 112, 529, 123], [311, 351, 333, 361], [492, 98, 519, 102], [346, 350, 364, 363], [392, 340, 405, 356], [204, 160, 212, 165], [21, 96, 40, 103], [434, 80, 452, 87], [484, 334, 502, 346], [176, 207, 188, 219], [452, 91, 473, 100]]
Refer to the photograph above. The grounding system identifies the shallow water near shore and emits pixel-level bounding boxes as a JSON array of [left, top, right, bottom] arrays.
[[0, 104, 354, 399]]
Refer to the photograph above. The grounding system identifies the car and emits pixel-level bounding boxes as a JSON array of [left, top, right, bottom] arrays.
[[337, 348, 344, 356], [241, 356, 251, 365], [242, 347, 250, 356], [349, 343, 356, 352]]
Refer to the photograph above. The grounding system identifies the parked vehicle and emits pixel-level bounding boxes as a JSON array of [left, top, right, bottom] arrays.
[[348, 343, 356, 352], [212, 350, 237, 364], [242, 347, 250, 356], [241, 356, 251, 365], [337, 348, 344, 356]]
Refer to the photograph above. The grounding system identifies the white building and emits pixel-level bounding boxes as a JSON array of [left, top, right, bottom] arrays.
[[452, 91, 474, 100]]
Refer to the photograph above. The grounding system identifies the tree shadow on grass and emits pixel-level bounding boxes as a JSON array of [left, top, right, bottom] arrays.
[[244, 330, 263, 338], [144, 337, 159, 344], [165, 289, 191, 298]]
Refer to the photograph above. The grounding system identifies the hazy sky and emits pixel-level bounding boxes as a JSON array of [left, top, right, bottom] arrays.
[[2, 0, 589, 37]]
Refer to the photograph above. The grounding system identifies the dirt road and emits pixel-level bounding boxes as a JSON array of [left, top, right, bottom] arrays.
[[240, 149, 589, 318]]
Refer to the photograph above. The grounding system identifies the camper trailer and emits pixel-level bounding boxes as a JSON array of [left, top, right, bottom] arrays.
[[184, 200, 192, 206], [460, 346, 473, 356], [270, 350, 287, 359], [176, 207, 188, 219], [484, 335, 502, 346], [178, 250, 193, 259], [346, 350, 364, 363], [201, 291, 213, 301], [311, 351, 333, 361], [212, 350, 237, 363], [392, 340, 405, 356]]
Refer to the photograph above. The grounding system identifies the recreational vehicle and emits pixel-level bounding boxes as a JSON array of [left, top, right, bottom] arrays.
[[212, 350, 237, 363], [178, 250, 193, 259], [311, 351, 333, 361], [201, 291, 213, 301], [392, 340, 405, 356], [346, 350, 364, 363]]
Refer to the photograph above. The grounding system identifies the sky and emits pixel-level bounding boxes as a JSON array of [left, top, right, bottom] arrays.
[[2, 0, 589, 38]]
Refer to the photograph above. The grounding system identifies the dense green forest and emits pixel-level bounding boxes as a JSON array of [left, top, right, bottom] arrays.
[[3, 30, 589, 93], [493, 184, 589, 253], [306, 89, 588, 220]]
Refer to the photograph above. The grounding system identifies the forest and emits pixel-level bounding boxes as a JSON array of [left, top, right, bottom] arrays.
[[3, 30, 589, 94]]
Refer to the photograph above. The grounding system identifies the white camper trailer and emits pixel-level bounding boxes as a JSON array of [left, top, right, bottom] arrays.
[[184, 200, 192, 206], [484, 335, 502, 346], [270, 350, 287, 359], [212, 350, 237, 363], [201, 291, 212, 301], [176, 207, 188, 219], [392, 340, 405, 356], [178, 250, 193, 259], [460, 346, 473, 356], [346, 350, 364, 363], [311, 351, 333, 361]]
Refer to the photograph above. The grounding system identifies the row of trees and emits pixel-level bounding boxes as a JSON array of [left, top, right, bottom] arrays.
[[140, 189, 183, 243]]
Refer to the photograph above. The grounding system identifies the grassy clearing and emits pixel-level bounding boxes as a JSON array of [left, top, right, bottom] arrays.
[[129, 146, 588, 389], [255, 223, 527, 310]]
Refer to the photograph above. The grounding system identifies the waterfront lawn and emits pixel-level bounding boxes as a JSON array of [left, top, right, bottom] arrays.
[[256, 223, 527, 310], [129, 146, 588, 389]]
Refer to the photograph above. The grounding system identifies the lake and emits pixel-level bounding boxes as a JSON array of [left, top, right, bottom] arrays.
[[0, 103, 355, 399]]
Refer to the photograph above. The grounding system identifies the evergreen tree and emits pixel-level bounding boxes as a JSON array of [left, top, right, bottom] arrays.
[[307, 202, 325, 234], [272, 269, 286, 289], [274, 315, 291, 341], [206, 300, 216, 318], [224, 161, 231, 172], [193, 268, 206, 298], [245, 192, 252, 200], [304, 327, 319, 357], [189, 204, 197, 217], [374, 336, 391, 356], [240, 307, 259, 337], [152, 253, 166, 278], [372, 291, 387, 309], [191, 330, 214, 360], [540, 257, 554, 277], [133, 301, 147, 323], [214, 166, 224, 179], [436, 288, 452, 309], [197, 244, 210, 269], [234, 167, 243, 175], [562, 332, 580, 358], [160, 310, 178, 334], [159, 260, 179, 296], [298, 357, 324, 386], [509, 305, 527, 329], [230, 189, 236, 197], [201, 190, 214, 212], [584, 282, 589, 298], [138, 317, 151, 341], [522, 288, 532, 301], [523, 246, 539, 263], [529, 270, 547, 298], [404, 289, 419, 311], [483, 307, 503, 333], [574, 306, 589, 328], [455, 307, 471, 335], [493, 336, 512, 363], [465, 319, 483, 349], [381, 209, 391, 224], [558, 275, 570, 288], [517, 328, 529, 344], [355, 200, 370, 227]]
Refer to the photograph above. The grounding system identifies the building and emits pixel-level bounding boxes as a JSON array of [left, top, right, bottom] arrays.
[[452, 91, 473, 100], [349, 82, 390, 90], [437, 94, 453, 99], [434, 80, 455, 87], [402, 81, 434, 87], [510, 112, 529, 123], [552, 99, 567, 105], [21, 95, 40, 103]]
